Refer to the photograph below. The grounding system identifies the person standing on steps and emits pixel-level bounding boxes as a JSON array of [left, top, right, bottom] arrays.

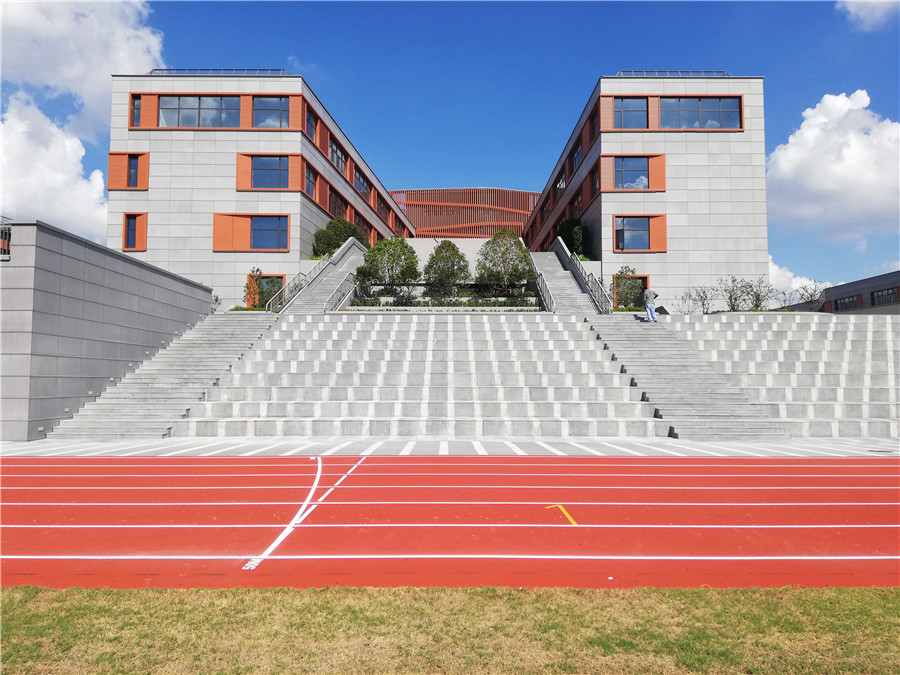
[[643, 287, 659, 323]]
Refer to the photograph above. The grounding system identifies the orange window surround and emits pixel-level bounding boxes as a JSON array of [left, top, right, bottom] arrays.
[[613, 214, 667, 253], [599, 155, 666, 192], [122, 213, 147, 251], [129, 94, 159, 129], [213, 214, 290, 252], [107, 152, 149, 190], [235, 154, 303, 191]]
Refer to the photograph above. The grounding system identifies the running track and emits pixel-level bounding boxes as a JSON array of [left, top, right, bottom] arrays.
[[1, 456, 898, 589]]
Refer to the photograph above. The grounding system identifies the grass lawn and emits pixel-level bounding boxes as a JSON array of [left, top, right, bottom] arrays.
[[2, 586, 898, 674]]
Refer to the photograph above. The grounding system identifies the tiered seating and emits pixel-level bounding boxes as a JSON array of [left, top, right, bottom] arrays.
[[173, 313, 668, 438]]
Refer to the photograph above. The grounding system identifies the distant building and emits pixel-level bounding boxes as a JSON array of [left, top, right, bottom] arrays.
[[107, 69, 414, 307], [815, 271, 900, 314], [390, 188, 539, 238], [523, 71, 769, 306]]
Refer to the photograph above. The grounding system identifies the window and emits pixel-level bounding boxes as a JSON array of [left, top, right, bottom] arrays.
[[590, 167, 600, 197], [570, 192, 582, 219], [355, 212, 371, 238], [554, 172, 567, 202], [125, 214, 138, 249], [570, 142, 583, 173], [250, 216, 288, 250], [130, 95, 141, 127], [127, 155, 140, 188], [614, 98, 648, 129], [615, 157, 650, 189], [306, 108, 319, 141], [329, 187, 348, 219], [158, 96, 240, 128], [253, 96, 290, 128], [376, 194, 390, 223], [354, 169, 372, 199], [251, 156, 289, 189], [305, 165, 318, 200], [615, 216, 650, 250], [122, 213, 146, 251], [540, 200, 550, 225], [834, 296, 858, 312], [660, 97, 741, 129], [872, 288, 898, 306], [329, 138, 348, 173], [589, 112, 599, 141]]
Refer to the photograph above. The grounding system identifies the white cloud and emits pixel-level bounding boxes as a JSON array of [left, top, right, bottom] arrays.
[[0, 93, 107, 242], [1, 0, 165, 140], [768, 255, 833, 297], [836, 0, 900, 30], [767, 90, 900, 242]]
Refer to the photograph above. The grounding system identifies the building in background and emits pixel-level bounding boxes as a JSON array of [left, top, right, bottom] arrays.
[[523, 71, 768, 306], [107, 69, 414, 307], [816, 271, 899, 314], [390, 188, 539, 238]]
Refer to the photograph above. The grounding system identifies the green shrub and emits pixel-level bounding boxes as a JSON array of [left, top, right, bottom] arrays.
[[356, 238, 420, 301], [424, 240, 470, 298], [313, 217, 368, 256], [474, 228, 534, 295]]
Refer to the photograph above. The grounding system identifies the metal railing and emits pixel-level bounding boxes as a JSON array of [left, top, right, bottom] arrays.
[[548, 237, 612, 314], [323, 272, 358, 312], [525, 241, 556, 313], [265, 252, 331, 313], [0, 226, 10, 262]]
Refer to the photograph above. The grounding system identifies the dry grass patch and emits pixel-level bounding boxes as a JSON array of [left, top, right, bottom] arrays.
[[2, 586, 898, 674]]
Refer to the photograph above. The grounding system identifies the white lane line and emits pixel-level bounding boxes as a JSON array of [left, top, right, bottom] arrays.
[[362, 441, 384, 456], [400, 441, 416, 456], [439, 441, 449, 456], [503, 440, 527, 456], [8, 483, 894, 491], [321, 440, 355, 456], [7, 500, 897, 507], [631, 441, 687, 457], [241, 456, 324, 571], [3, 471, 895, 479], [471, 441, 488, 456], [561, 440, 605, 456], [535, 441, 567, 456], [7, 523, 896, 530], [3, 554, 897, 561]]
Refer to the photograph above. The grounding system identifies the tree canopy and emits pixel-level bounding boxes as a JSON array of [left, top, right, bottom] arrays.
[[313, 218, 368, 257]]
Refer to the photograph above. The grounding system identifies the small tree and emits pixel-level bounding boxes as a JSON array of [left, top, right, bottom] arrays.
[[746, 276, 775, 311], [675, 289, 697, 315], [717, 275, 752, 312], [244, 267, 282, 309], [424, 240, 470, 298], [474, 228, 534, 295], [692, 286, 717, 314], [774, 287, 799, 310], [559, 218, 589, 257], [356, 238, 420, 301], [797, 280, 828, 311], [612, 266, 644, 307], [313, 217, 367, 257]]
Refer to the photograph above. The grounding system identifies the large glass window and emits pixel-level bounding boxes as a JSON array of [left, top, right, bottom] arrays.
[[329, 187, 348, 219], [253, 96, 290, 128], [305, 165, 318, 200], [614, 98, 648, 129], [251, 156, 289, 189], [590, 167, 600, 197], [615, 216, 650, 250], [660, 97, 741, 129], [306, 108, 319, 141], [354, 169, 372, 199], [834, 296, 858, 312], [250, 216, 288, 249], [329, 138, 348, 173], [570, 142, 583, 173], [872, 288, 898, 306], [158, 96, 240, 128], [376, 194, 390, 223], [554, 172, 567, 201], [589, 112, 599, 141], [615, 157, 650, 189]]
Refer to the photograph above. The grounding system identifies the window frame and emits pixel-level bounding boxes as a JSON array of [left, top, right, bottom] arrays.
[[329, 186, 349, 219], [305, 164, 318, 201], [250, 155, 290, 190], [158, 95, 241, 128], [305, 108, 319, 142], [329, 137, 348, 174], [834, 296, 858, 312], [354, 168, 372, 200], [122, 213, 147, 251], [614, 97, 648, 129], [249, 215, 289, 251], [252, 96, 290, 129], [614, 156, 650, 190], [130, 95, 141, 127], [613, 214, 667, 253], [872, 288, 898, 306], [659, 97, 742, 130]]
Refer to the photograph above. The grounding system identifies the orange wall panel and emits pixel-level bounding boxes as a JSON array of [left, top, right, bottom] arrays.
[[235, 154, 252, 190], [599, 96, 614, 129], [140, 95, 158, 129], [649, 215, 667, 252], [107, 154, 128, 190], [212, 214, 235, 251], [649, 154, 666, 191], [240, 95, 253, 129], [288, 155, 303, 191], [599, 156, 615, 191], [289, 96, 303, 130], [648, 97, 660, 130]]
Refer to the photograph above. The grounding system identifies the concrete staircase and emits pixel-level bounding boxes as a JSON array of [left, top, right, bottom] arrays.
[[173, 313, 669, 438], [49, 313, 278, 439], [665, 312, 899, 438], [590, 313, 789, 440], [531, 252, 598, 316], [286, 246, 365, 314]]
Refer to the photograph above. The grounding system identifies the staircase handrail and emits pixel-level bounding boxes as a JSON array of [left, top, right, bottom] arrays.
[[323, 271, 358, 312], [548, 237, 612, 314], [266, 252, 332, 313], [525, 244, 556, 313]]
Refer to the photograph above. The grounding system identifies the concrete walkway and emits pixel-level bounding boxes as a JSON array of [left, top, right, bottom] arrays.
[[2, 436, 896, 457]]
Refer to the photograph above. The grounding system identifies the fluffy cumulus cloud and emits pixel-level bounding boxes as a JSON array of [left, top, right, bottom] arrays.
[[0, 0, 165, 241], [768, 256, 833, 298], [836, 0, 900, 30], [1, 0, 165, 139], [1, 93, 108, 242], [766, 90, 900, 243]]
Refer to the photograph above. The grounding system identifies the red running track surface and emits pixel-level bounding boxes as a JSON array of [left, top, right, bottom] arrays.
[[1, 456, 897, 589]]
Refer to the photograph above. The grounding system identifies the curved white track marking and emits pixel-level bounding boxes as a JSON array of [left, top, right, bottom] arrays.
[[241, 456, 324, 570]]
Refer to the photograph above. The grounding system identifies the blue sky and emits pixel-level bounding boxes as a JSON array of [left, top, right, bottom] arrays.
[[2, 0, 898, 292]]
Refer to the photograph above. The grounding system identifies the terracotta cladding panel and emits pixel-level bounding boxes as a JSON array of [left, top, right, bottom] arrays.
[[240, 95, 253, 129], [235, 154, 252, 191], [289, 96, 303, 130], [648, 97, 660, 130], [140, 95, 158, 129], [107, 154, 128, 190], [599, 97, 614, 129], [288, 155, 303, 191], [600, 156, 615, 191]]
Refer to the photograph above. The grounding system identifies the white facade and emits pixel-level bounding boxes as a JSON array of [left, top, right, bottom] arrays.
[[525, 73, 769, 310], [107, 71, 413, 308]]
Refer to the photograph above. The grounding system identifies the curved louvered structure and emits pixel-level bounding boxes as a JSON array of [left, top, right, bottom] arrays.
[[390, 188, 539, 238]]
